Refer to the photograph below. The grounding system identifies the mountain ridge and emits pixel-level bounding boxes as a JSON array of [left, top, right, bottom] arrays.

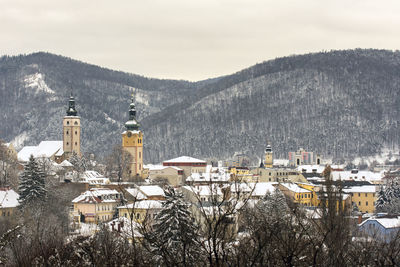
[[1, 49, 399, 163]]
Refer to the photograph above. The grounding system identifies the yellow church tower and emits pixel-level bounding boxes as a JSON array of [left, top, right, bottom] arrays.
[[122, 95, 143, 178], [264, 144, 273, 168], [63, 94, 81, 158]]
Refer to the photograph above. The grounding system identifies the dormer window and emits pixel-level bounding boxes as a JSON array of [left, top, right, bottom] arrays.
[[74, 121, 78, 125]]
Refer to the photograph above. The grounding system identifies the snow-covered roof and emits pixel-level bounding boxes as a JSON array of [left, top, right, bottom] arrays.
[[118, 200, 163, 210], [81, 170, 104, 179], [273, 159, 289, 166], [182, 185, 224, 196], [138, 185, 165, 197], [360, 217, 400, 229], [17, 141, 63, 162], [0, 188, 19, 208], [280, 183, 311, 193], [36, 141, 63, 157], [17, 146, 37, 162], [59, 160, 73, 167], [126, 188, 147, 200], [163, 156, 206, 164], [230, 182, 277, 196], [343, 185, 376, 193], [249, 182, 277, 196], [72, 188, 120, 203], [332, 170, 383, 182]]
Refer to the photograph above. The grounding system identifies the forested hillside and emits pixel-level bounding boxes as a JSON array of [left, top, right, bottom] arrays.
[[1, 49, 399, 163]]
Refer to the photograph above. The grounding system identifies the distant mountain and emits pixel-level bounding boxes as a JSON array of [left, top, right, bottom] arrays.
[[1, 49, 399, 163]]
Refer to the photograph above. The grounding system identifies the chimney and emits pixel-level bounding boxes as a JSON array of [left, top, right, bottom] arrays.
[[358, 213, 363, 224]]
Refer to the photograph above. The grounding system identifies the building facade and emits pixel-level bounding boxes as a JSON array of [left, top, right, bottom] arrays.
[[288, 148, 321, 167]]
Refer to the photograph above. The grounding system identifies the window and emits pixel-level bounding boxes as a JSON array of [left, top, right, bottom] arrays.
[[358, 201, 361, 205], [366, 201, 368, 206], [365, 193, 368, 197], [136, 213, 140, 219], [74, 121, 78, 125], [358, 193, 360, 197], [139, 152, 141, 158], [373, 193, 375, 197], [66, 130, 69, 135], [75, 131, 77, 135], [75, 142, 77, 145], [67, 121, 70, 125]]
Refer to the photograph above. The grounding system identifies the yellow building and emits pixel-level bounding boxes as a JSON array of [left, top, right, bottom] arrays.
[[122, 96, 143, 178], [343, 185, 377, 213], [250, 168, 307, 183], [278, 183, 314, 206], [72, 188, 121, 223], [63, 94, 81, 158], [118, 200, 163, 224]]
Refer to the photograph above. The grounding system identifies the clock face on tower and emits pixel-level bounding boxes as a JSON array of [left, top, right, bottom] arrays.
[[127, 132, 132, 137]]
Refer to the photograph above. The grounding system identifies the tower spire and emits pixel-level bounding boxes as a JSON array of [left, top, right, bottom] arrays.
[[66, 93, 78, 116], [125, 91, 140, 131]]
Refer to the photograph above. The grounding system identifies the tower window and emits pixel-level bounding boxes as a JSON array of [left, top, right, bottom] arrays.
[[139, 152, 141, 158], [75, 142, 77, 145], [66, 142, 69, 145], [66, 131, 69, 135], [74, 121, 78, 125], [67, 121, 70, 125], [75, 131, 78, 135]]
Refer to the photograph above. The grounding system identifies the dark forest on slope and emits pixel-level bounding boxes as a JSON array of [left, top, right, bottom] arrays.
[[0, 49, 399, 163]]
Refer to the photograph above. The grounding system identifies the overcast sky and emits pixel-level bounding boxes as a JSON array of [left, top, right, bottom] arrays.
[[2, 0, 400, 81]]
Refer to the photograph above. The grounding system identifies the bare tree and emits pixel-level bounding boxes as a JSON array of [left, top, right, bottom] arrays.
[[105, 145, 132, 182]]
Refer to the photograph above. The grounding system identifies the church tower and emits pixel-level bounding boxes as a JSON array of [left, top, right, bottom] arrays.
[[63, 94, 81, 158], [122, 95, 143, 178], [264, 144, 273, 168]]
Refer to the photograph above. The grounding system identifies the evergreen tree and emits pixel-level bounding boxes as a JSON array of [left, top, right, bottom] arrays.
[[147, 187, 200, 267], [375, 186, 387, 212], [18, 155, 47, 207]]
